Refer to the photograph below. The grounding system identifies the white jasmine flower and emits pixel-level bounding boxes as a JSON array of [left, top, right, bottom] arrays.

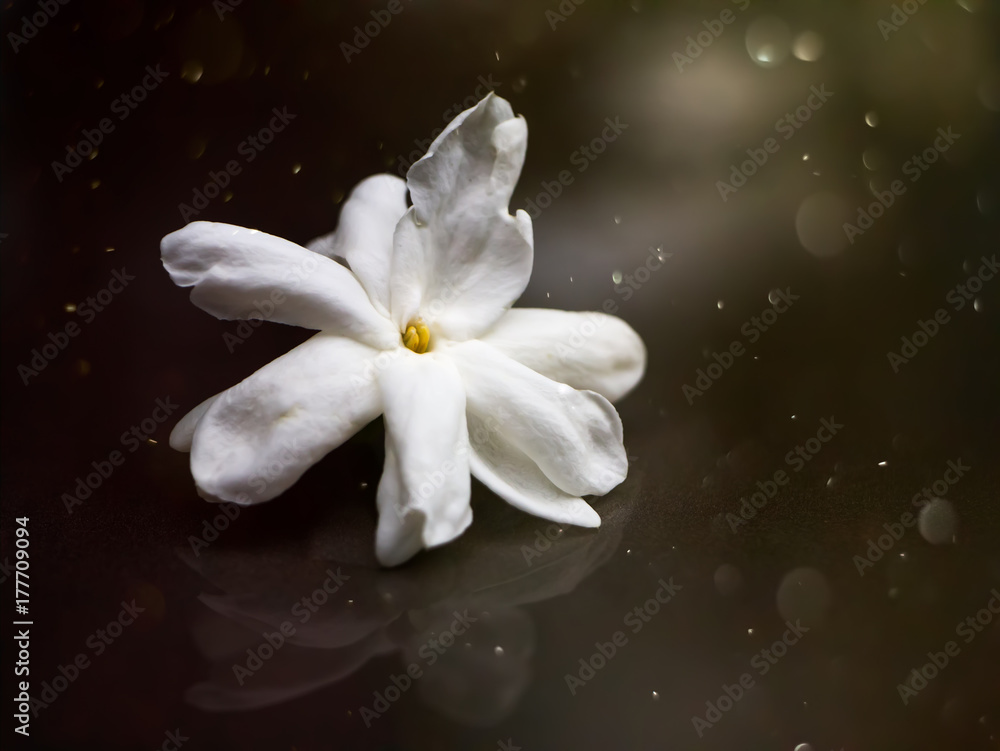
[[162, 93, 646, 566]]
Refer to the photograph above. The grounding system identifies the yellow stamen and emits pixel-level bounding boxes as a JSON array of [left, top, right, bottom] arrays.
[[402, 321, 431, 354], [403, 326, 419, 351]]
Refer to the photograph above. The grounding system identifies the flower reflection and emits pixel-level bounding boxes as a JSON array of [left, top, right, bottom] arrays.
[[180, 495, 628, 725]]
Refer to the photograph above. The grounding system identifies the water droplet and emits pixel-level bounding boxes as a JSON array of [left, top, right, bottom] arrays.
[[613, 214, 622, 225], [794, 744, 815, 751], [792, 31, 823, 62], [626, 548, 632, 555], [919, 498, 958, 545], [494, 646, 504, 656], [64, 303, 77, 313], [495, 50, 500, 61], [746, 16, 792, 68], [777, 567, 832, 627], [865, 111, 880, 127], [790, 414, 798, 420], [973, 297, 984, 312], [717, 300, 724, 310], [863, 148, 884, 171], [181, 60, 204, 83], [878, 460, 888, 467], [292, 163, 302, 174], [359, 481, 368, 489], [978, 70, 1000, 111], [747, 628, 754, 635], [888, 587, 899, 599], [796, 192, 850, 258], [188, 136, 208, 160], [802, 153, 810, 161], [768, 289, 782, 304], [651, 690, 659, 700], [612, 270, 623, 284], [976, 187, 997, 215], [714, 564, 743, 596], [512, 75, 528, 93]]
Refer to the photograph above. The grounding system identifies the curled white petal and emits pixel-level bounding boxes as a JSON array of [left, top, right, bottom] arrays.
[[169, 394, 220, 452], [162, 221, 399, 349], [479, 308, 646, 402], [306, 174, 408, 317], [467, 412, 600, 528], [189, 333, 386, 505], [375, 352, 473, 566], [390, 94, 533, 341], [447, 339, 627, 498]]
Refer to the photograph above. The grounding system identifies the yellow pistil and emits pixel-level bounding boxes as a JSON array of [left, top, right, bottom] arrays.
[[402, 321, 431, 354]]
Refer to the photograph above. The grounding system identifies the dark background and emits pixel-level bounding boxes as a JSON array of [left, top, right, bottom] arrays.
[[2, 0, 999, 749]]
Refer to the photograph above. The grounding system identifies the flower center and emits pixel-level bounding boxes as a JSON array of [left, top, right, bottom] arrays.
[[402, 320, 431, 354]]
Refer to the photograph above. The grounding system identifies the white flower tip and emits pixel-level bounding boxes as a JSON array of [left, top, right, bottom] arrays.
[[160, 221, 234, 288], [193, 472, 261, 507], [512, 209, 534, 245], [160, 220, 211, 256], [169, 395, 220, 453], [422, 504, 474, 549], [574, 504, 602, 529], [492, 115, 527, 153], [348, 173, 408, 206], [168, 423, 193, 453]]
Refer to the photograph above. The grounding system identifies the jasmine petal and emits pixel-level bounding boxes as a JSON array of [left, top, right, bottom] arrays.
[[478, 308, 647, 402], [390, 95, 534, 341], [466, 412, 601, 529], [189, 334, 384, 505], [375, 354, 472, 566], [446, 339, 627, 498], [162, 222, 399, 349], [306, 173, 408, 318]]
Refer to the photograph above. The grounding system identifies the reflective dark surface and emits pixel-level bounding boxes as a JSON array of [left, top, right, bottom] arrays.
[[3, 1, 999, 749]]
